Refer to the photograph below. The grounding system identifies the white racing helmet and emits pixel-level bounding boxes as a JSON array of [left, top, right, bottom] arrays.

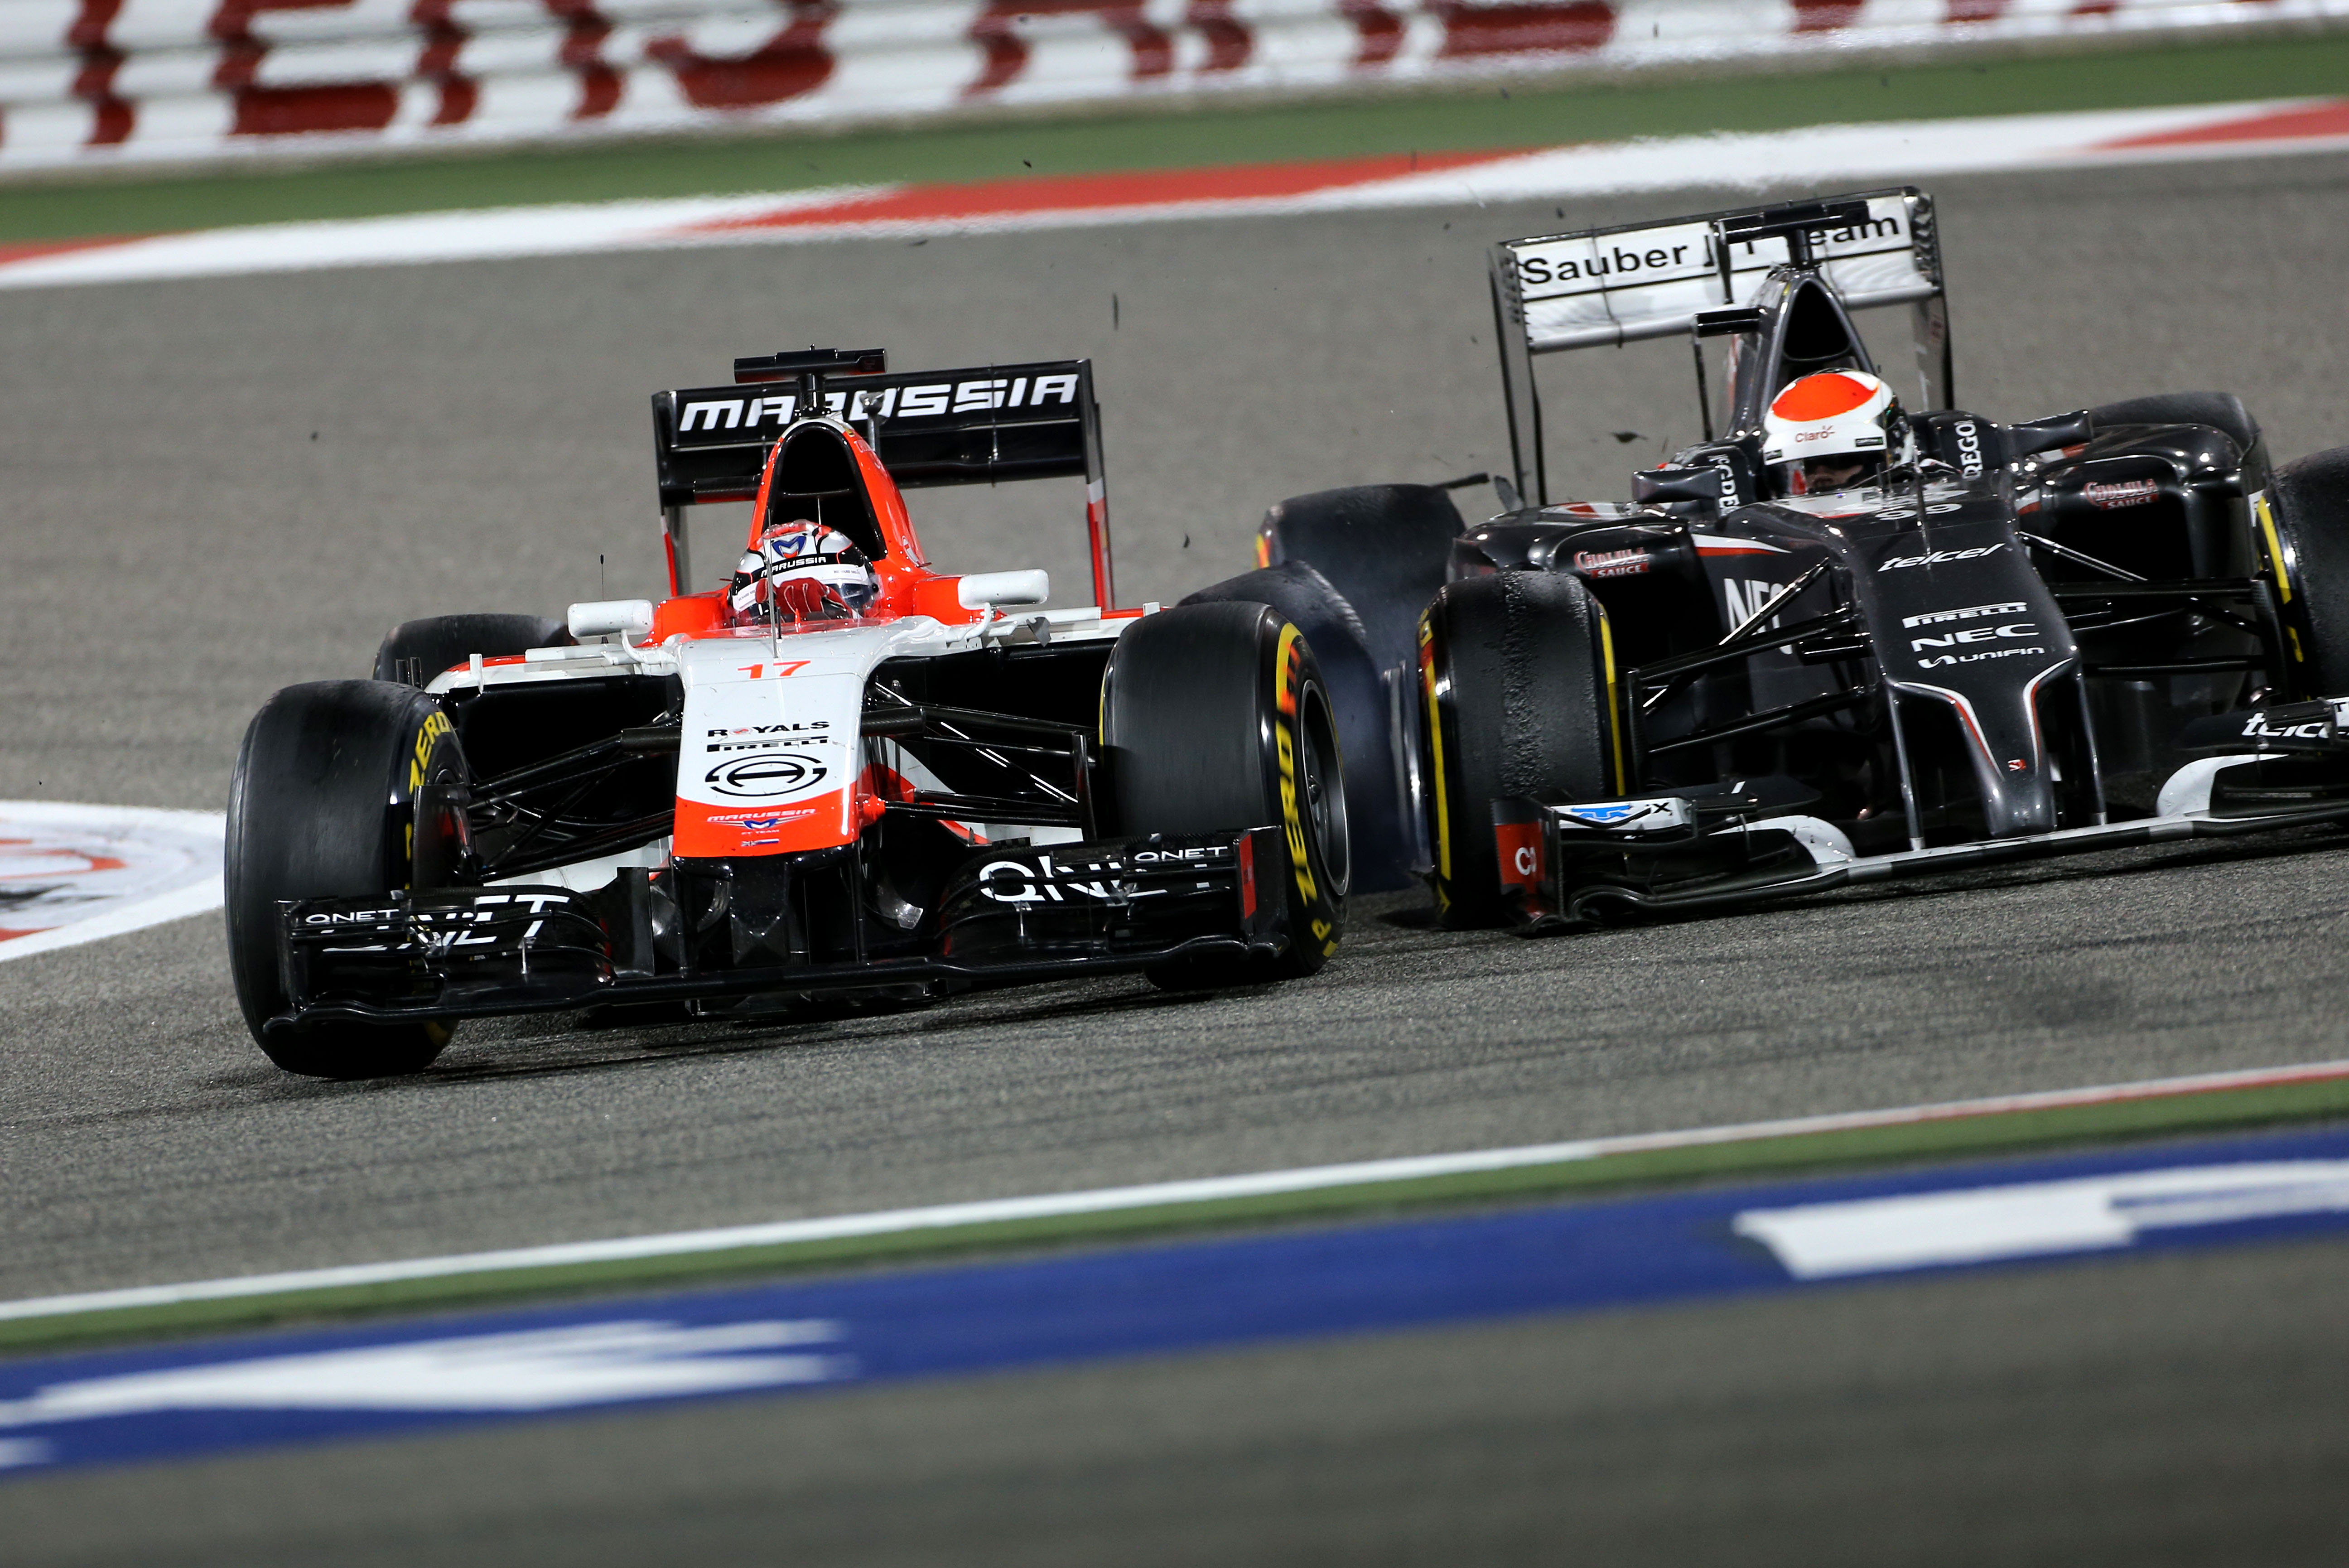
[[729, 520, 879, 623], [1761, 371, 1906, 497]]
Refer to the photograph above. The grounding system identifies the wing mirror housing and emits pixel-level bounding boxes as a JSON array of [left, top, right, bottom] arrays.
[[957, 570, 1051, 608], [1631, 466, 1730, 508], [568, 599, 656, 642], [2009, 410, 2093, 458]]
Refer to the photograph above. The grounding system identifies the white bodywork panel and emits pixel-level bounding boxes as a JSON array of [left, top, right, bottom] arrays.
[[429, 605, 1144, 874]]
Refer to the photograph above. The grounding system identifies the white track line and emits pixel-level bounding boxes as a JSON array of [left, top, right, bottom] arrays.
[[7, 1056, 2345, 1327], [4, 98, 2347, 291], [0, 878, 224, 965]]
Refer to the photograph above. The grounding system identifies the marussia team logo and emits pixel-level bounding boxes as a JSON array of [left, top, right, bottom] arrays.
[[706, 754, 830, 799]]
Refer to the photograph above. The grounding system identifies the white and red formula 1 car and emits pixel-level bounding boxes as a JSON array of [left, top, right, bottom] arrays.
[[226, 348, 1348, 1078]]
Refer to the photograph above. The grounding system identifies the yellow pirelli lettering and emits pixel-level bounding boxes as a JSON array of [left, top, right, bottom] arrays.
[[1274, 623, 1302, 717], [407, 710, 453, 792], [1270, 622, 1322, 906], [1276, 722, 1318, 906]]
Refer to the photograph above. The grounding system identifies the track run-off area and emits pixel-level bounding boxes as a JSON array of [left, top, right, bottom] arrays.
[[5, 118, 2349, 1562]]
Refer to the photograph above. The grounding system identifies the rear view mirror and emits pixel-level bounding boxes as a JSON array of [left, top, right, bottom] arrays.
[[957, 570, 1051, 608], [2009, 410, 2092, 458], [568, 599, 655, 641], [1631, 466, 1730, 508]]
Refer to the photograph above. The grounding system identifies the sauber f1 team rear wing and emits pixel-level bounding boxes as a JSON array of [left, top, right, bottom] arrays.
[[650, 350, 1115, 607], [1489, 188, 1951, 506]]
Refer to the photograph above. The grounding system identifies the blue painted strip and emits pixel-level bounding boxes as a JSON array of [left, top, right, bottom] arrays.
[[5, 1123, 2348, 1477]]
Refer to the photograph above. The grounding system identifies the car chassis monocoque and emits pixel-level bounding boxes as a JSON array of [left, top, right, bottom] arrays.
[[1226, 188, 2349, 928], [225, 348, 1349, 1077]]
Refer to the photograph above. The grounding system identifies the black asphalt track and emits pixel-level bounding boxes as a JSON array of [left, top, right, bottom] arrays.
[[3, 150, 2349, 1560]]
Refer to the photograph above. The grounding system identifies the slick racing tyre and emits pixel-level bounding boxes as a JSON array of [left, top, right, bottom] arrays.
[[1420, 570, 1620, 928], [2264, 444, 2349, 699], [1103, 600, 1348, 989], [373, 613, 570, 686], [1259, 484, 1466, 675], [225, 680, 473, 1078], [1180, 563, 1411, 892]]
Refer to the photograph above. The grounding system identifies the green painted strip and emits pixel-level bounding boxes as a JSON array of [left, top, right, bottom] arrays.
[[7, 1071, 2345, 1357], [4, 30, 2347, 245]]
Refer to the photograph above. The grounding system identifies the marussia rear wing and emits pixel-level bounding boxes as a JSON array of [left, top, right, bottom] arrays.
[[1488, 188, 1951, 506], [650, 351, 1114, 607]]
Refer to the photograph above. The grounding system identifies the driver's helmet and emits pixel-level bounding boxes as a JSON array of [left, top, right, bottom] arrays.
[[728, 520, 879, 624], [1761, 371, 1906, 497]]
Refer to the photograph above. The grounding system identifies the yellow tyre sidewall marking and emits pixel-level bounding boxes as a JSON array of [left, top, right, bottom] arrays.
[[1418, 614, 1452, 908], [402, 709, 457, 887], [1272, 624, 1326, 931]]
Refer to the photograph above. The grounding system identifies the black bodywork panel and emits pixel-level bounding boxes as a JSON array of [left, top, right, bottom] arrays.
[[276, 828, 1288, 1028]]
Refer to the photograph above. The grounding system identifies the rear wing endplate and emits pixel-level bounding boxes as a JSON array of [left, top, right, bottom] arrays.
[[650, 357, 1114, 607], [1489, 188, 1950, 505]]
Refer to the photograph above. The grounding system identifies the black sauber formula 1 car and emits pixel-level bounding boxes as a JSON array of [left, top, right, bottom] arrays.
[[225, 348, 1347, 1079], [1196, 188, 2349, 926]]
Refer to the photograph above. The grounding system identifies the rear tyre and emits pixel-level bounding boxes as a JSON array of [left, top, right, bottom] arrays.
[[1179, 563, 1410, 891], [1420, 571, 1619, 928], [1259, 484, 1466, 674], [2265, 445, 2349, 698], [225, 680, 470, 1078], [373, 613, 569, 685], [1103, 601, 1348, 989]]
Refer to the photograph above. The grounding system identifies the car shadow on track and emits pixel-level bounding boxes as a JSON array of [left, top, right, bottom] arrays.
[[241, 975, 1251, 1094]]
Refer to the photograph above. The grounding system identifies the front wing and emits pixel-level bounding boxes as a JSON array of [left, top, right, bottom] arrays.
[[270, 828, 1286, 1033], [1495, 714, 2349, 929]]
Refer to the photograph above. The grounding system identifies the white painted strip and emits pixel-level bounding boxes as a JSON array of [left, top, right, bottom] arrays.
[[0, 802, 226, 962], [0, 876, 223, 963], [6, 1054, 2345, 1326], [5, 98, 2347, 291], [0, 188, 878, 291], [0, 1321, 849, 1427], [1735, 1161, 2349, 1279]]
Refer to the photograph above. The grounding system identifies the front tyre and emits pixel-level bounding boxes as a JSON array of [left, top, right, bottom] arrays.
[[1420, 571, 1621, 927], [2262, 446, 2349, 699], [1180, 562, 1413, 892], [225, 680, 470, 1078], [373, 613, 569, 685], [1103, 601, 1349, 988]]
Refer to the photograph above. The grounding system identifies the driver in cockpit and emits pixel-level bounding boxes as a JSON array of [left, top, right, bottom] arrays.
[[1761, 370, 1910, 497], [728, 518, 880, 624]]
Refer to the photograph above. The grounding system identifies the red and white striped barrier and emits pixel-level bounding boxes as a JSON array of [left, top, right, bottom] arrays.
[[0, 0, 2341, 174]]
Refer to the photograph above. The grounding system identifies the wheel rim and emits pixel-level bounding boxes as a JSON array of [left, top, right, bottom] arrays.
[[1297, 683, 1351, 897]]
